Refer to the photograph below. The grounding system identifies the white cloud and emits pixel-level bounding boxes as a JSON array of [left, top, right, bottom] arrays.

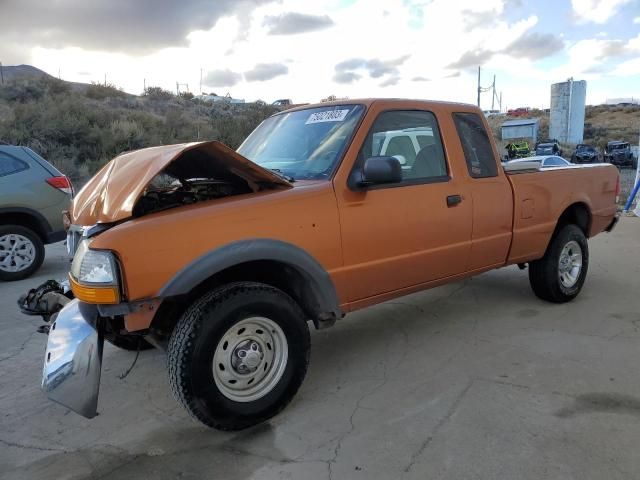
[[571, 0, 632, 24], [23, 0, 636, 108], [634, 16, 640, 24]]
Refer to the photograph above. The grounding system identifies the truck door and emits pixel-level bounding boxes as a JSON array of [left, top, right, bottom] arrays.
[[336, 109, 473, 302], [452, 112, 513, 270]]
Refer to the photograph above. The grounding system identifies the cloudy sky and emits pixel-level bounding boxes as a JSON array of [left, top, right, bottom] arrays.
[[0, 0, 638, 108]]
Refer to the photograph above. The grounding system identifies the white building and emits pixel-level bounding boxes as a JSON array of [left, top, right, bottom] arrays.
[[549, 79, 586, 145]]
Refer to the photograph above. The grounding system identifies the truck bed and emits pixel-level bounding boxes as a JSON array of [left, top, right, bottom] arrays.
[[505, 163, 619, 264]]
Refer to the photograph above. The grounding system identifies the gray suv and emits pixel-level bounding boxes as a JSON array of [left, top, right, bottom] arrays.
[[0, 145, 72, 281]]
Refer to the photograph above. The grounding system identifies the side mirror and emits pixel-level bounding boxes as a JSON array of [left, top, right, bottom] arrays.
[[360, 156, 402, 186]]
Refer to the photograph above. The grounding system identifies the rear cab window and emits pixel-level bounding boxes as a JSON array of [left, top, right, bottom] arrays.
[[0, 151, 29, 177], [452, 113, 498, 178]]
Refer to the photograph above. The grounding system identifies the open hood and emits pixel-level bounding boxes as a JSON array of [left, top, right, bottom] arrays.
[[71, 141, 293, 225]]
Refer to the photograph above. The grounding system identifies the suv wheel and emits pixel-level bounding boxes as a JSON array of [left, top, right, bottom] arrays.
[[528, 224, 589, 303], [0, 225, 45, 281], [168, 282, 310, 430]]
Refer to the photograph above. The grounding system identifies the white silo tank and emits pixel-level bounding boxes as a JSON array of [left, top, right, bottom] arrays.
[[549, 79, 586, 145]]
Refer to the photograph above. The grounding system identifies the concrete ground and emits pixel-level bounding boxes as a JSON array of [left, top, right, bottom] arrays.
[[1, 218, 640, 480]]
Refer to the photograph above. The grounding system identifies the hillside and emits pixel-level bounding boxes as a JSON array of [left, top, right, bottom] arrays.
[[0, 74, 280, 184], [0, 64, 93, 93]]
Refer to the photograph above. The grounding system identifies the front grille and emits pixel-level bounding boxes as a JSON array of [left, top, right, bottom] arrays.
[[66, 226, 84, 258]]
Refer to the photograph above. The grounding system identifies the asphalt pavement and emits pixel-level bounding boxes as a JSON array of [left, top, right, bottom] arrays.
[[1, 218, 639, 480]]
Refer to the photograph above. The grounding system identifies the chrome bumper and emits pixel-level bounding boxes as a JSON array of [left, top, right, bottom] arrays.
[[41, 299, 104, 418]]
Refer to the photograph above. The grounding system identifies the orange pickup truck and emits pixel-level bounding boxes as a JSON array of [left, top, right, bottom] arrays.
[[41, 99, 619, 430]]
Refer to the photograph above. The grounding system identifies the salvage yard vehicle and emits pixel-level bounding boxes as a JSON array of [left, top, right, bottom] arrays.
[[505, 141, 531, 159], [535, 140, 562, 157], [36, 99, 619, 431], [572, 144, 600, 164], [604, 140, 636, 168], [0, 145, 73, 281]]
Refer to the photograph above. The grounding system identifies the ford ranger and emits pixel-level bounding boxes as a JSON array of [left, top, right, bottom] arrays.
[[37, 99, 619, 430]]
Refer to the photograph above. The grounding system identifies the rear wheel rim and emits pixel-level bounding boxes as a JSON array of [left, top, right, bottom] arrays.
[[0, 234, 36, 273], [212, 316, 288, 403], [558, 240, 582, 288]]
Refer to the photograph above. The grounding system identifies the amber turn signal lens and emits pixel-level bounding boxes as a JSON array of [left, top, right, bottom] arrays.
[[69, 275, 120, 304]]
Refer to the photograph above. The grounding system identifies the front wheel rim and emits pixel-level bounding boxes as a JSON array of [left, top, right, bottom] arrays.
[[212, 317, 288, 402], [558, 240, 582, 288], [0, 234, 36, 273]]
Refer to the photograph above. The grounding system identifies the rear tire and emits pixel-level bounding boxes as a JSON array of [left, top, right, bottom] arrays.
[[167, 282, 310, 430], [0, 225, 45, 281], [528, 224, 589, 303]]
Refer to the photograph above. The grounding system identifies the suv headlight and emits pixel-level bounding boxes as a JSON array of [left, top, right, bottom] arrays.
[[69, 239, 121, 304]]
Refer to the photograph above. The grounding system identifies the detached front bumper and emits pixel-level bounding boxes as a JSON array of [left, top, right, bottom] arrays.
[[42, 299, 104, 418]]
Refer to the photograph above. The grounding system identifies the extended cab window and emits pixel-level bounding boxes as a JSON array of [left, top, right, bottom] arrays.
[[0, 152, 28, 177], [360, 110, 447, 183], [453, 113, 498, 178]]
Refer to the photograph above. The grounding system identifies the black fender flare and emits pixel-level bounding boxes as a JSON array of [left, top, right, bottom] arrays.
[[157, 239, 341, 326]]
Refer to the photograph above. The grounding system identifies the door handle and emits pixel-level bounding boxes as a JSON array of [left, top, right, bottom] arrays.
[[446, 195, 462, 207]]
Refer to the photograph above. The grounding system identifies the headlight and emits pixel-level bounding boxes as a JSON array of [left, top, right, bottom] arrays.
[[69, 239, 120, 304]]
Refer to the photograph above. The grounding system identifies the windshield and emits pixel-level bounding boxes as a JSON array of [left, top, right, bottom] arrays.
[[237, 104, 364, 180], [609, 143, 629, 151]]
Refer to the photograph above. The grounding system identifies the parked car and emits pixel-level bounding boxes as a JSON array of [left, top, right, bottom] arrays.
[[272, 99, 292, 107], [572, 144, 600, 163], [604, 141, 636, 168], [535, 140, 562, 157], [507, 107, 530, 117], [35, 99, 619, 430], [504, 155, 571, 169], [0, 145, 72, 281]]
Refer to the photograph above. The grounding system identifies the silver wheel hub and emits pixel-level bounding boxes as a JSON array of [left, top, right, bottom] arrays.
[[0, 234, 36, 273], [232, 340, 263, 373], [558, 240, 583, 288], [213, 317, 288, 403]]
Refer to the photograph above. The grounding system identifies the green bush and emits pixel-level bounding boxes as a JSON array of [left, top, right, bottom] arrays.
[[0, 80, 280, 184], [85, 82, 126, 100], [143, 86, 174, 101]]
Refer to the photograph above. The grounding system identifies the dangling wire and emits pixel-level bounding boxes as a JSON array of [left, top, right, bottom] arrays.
[[119, 338, 142, 380]]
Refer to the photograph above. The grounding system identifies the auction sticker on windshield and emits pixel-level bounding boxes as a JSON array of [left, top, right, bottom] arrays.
[[306, 109, 350, 124]]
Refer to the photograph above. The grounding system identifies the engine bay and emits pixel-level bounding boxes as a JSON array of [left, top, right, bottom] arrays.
[[132, 174, 252, 217]]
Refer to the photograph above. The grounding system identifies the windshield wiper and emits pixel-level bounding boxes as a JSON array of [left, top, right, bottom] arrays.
[[269, 169, 295, 183]]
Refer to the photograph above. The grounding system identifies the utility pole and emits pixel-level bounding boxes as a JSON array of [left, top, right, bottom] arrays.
[[199, 68, 203, 95], [477, 66, 481, 107], [104, 73, 106, 87], [491, 75, 496, 111], [143, 78, 146, 93], [0, 62, 4, 85]]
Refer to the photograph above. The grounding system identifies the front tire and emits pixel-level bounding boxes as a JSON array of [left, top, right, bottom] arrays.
[[0, 225, 45, 281], [528, 224, 589, 303], [167, 282, 310, 430]]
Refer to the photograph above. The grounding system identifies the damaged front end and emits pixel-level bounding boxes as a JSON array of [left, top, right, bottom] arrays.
[[22, 140, 294, 419]]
